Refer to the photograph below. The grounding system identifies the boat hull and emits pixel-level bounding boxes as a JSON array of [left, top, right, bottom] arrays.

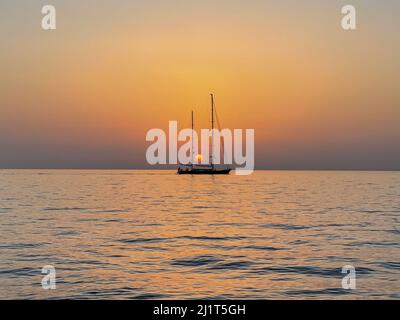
[[177, 168, 231, 175]]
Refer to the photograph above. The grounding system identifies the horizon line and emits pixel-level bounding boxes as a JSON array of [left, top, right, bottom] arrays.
[[1, 168, 399, 172]]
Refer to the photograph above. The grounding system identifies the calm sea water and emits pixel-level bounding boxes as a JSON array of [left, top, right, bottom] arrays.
[[0, 170, 399, 299]]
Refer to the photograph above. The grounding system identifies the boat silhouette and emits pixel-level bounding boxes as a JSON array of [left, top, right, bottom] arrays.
[[177, 94, 231, 175]]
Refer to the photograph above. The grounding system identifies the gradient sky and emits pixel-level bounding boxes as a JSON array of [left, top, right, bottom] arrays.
[[0, 0, 399, 169]]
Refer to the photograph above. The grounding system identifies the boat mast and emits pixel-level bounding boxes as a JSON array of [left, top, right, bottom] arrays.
[[211, 94, 214, 167], [191, 110, 194, 164]]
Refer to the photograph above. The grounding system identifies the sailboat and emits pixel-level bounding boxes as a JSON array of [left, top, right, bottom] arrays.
[[177, 94, 231, 175]]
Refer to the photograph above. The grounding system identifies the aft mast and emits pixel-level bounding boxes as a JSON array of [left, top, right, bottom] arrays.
[[211, 94, 214, 169], [191, 110, 194, 165]]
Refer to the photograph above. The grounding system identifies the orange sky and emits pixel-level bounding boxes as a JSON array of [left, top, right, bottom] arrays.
[[0, 0, 399, 169]]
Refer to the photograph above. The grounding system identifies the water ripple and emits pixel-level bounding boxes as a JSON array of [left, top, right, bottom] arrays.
[[171, 255, 222, 267], [117, 237, 169, 244]]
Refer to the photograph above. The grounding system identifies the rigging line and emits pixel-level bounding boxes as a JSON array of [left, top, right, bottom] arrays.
[[214, 102, 222, 130], [213, 99, 226, 162]]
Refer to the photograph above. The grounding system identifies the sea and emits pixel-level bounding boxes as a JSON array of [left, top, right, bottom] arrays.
[[0, 170, 399, 299]]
